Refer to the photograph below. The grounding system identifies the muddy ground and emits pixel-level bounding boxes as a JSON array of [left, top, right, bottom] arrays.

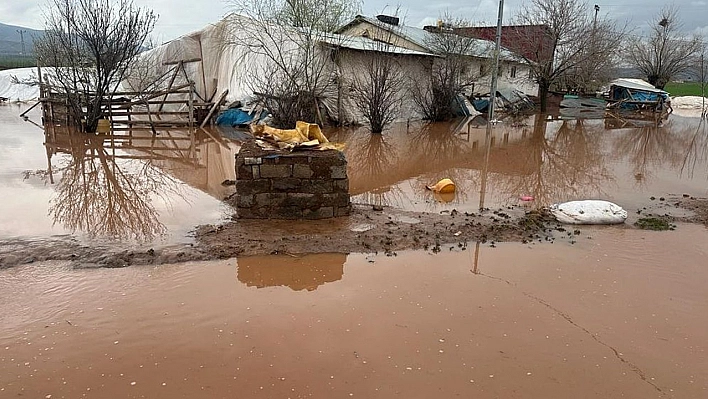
[[1, 195, 706, 269]]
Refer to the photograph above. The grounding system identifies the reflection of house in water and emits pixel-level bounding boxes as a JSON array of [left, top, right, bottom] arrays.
[[45, 125, 241, 200], [121, 126, 242, 200], [237, 253, 346, 291], [331, 117, 536, 199]]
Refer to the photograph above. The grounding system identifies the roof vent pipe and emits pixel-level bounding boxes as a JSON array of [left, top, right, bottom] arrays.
[[376, 15, 400, 26]]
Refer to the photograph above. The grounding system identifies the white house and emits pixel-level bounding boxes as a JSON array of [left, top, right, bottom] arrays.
[[336, 15, 539, 97]]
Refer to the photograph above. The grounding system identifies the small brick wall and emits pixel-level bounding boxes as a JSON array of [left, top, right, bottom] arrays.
[[232, 140, 350, 219]]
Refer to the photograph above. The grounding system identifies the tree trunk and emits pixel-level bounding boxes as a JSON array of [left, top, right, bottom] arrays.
[[538, 83, 550, 112]]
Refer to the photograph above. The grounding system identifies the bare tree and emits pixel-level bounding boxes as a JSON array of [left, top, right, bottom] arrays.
[[626, 6, 703, 89], [412, 16, 491, 121], [349, 51, 406, 133], [34, 0, 156, 133], [343, 20, 408, 134], [691, 50, 708, 118], [226, 0, 360, 128], [513, 0, 626, 111]]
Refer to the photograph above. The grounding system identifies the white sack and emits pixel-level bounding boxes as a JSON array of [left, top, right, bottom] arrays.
[[549, 200, 627, 225]]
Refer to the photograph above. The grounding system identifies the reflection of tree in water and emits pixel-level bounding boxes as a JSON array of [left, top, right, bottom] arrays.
[[681, 118, 708, 179], [345, 131, 407, 207], [496, 115, 611, 207], [407, 122, 475, 206], [408, 122, 470, 164], [338, 122, 479, 208], [49, 135, 188, 242], [614, 119, 685, 186]]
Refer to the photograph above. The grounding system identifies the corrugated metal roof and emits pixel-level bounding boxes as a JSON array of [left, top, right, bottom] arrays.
[[319, 35, 439, 57], [609, 78, 667, 94], [351, 16, 524, 62]]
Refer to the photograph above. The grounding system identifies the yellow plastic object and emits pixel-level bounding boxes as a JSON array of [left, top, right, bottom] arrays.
[[296, 121, 329, 143], [427, 178, 456, 194], [251, 121, 329, 148], [251, 124, 308, 144]]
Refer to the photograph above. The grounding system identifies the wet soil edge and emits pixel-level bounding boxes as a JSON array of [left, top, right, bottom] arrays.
[[2, 196, 707, 269]]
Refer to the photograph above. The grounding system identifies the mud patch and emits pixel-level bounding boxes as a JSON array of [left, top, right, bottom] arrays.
[[634, 194, 708, 226], [194, 205, 570, 258], [4, 197, 708, 269]]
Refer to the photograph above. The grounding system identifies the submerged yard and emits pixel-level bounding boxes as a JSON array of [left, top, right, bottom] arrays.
[[1, 102, 708, 398]]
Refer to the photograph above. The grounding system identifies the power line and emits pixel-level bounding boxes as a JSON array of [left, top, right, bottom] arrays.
[[16, 29, 27, 55]]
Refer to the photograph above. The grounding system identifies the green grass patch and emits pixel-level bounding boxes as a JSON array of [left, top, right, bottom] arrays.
[[0, 55, 36, 70], [634, 217, 675, 231], [664, 82, 707, 97]]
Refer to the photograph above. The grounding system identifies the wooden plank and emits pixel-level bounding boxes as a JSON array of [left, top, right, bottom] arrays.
[[109, 111, 191, 116], [163, 58, 202, 65], [199, 89, 229, 128], [120, 100, 211, 106], [159, 63, 181, 112], [117, 120, 192, 126], [91, 131, 195, 140]]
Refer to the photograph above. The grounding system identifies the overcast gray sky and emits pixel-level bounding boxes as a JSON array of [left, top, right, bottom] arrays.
[[2, 0, 707, 43]]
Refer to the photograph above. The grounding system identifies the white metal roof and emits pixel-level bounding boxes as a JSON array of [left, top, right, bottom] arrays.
[[609, 78, 667, 94], [319, 35, 439, 57], [347, 16, 525, 62]]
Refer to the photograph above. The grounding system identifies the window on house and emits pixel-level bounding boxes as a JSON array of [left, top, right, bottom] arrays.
[[510, 66, 517, 78], [497, 65, 503, 76], [479, 64, 487, 76]]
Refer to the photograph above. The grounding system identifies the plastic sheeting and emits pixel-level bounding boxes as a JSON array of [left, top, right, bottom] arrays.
[[251, 121, 344, 151], [215, 108, 267, 126], [0, 68, 39, 102]]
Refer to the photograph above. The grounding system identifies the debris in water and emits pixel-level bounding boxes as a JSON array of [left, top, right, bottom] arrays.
[[426, 178, 456, 194]]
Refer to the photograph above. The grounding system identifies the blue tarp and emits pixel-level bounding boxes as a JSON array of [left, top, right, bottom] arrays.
[[215, 108, 267, 126]]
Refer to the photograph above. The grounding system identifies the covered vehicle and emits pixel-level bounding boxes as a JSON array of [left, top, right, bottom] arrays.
[[605, 78, 671, 112]]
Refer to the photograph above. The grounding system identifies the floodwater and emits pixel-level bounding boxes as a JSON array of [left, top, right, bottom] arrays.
[[1, 226, 707, 398], [2, 103, 708, 397], [331, 112, 708, 213], [2, 104, 708, 243], [0, 103, 238, 246]]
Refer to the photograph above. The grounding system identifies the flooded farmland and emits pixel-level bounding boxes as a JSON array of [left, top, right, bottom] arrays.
[[1, 102, 708, 398]]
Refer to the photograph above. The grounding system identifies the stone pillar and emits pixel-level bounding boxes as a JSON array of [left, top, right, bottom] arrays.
[[232, 140, 350, 219]]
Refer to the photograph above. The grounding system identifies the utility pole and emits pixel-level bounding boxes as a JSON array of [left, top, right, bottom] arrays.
[[482, 0, 504, 212], [16, 29, 27, 55], [487, 0, 504, 124]]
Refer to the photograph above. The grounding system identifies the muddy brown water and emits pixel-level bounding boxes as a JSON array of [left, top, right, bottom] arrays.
[[1, 225, 708, 398], [2, 104, 708, 244], [2, 104, 708, 397], [0, 104, 236, 245]]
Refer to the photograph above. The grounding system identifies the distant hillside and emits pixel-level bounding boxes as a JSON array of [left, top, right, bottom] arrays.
[[0, 23, 44, 55]]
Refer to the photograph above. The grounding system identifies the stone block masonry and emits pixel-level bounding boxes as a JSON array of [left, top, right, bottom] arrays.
[[231, 139, 350, 219]]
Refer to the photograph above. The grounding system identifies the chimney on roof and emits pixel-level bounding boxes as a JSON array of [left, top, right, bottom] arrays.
[[376, 14, 399, 26]]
